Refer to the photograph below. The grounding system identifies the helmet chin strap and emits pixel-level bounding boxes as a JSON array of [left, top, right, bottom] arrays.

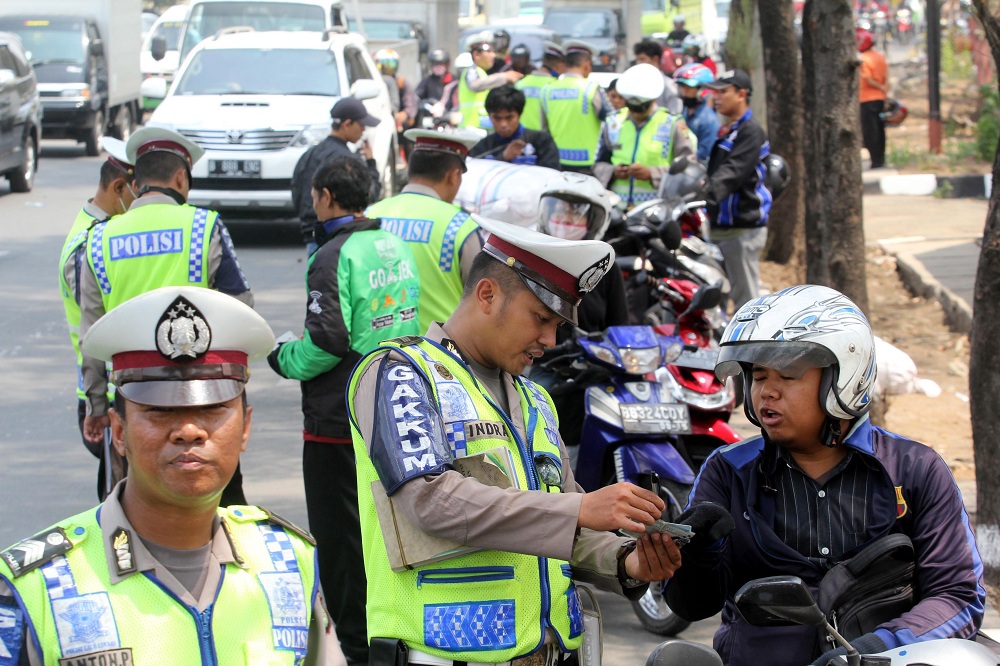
[[820, 418, 843, 448], [138, 185, 186, 205]]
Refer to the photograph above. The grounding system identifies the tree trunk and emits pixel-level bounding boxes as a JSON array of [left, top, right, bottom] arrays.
[[801, 0, 870, 312], [759, 0, 806, 267], [969, 0, 1000, 602]]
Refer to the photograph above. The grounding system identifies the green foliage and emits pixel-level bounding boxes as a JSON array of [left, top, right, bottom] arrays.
[[977, 85, 1000, 163], [942, 31, 974, 79], [888, 143, 917, 169], [934, 179, 954, 198]]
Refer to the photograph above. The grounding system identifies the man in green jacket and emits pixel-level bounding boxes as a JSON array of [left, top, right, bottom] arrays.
[[269, 155, 421, 666]]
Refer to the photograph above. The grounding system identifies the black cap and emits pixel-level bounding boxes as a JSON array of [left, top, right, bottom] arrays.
[[705, 68, 753, 92], [510, 43, 530, 59], [330, 97, 381, 127]]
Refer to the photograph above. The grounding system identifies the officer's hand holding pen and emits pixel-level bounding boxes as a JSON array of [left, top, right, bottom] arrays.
[[577, 482, 665, 533]]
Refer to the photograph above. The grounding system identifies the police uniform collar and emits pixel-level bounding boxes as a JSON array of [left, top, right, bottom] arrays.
[[99, 481, 239, 585], [82, 200, 111, 224], [401, 183, 444, 200], [129, 193, 184, 210]]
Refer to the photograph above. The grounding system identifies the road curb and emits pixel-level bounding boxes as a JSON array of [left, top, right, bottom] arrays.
[[865, 173, 993, 199], [877, 241, 974, 334]]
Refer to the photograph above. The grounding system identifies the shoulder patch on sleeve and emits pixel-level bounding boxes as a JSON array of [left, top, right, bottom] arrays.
[[382, 335, 424, 347], [260, 508, 316, 546], [1, 528, 73, 578]]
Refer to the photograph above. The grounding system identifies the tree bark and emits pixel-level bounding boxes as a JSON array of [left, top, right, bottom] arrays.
[[759, 0, 806, 267], [969, 0, 1000, 601], [801, 0, 870, 312]]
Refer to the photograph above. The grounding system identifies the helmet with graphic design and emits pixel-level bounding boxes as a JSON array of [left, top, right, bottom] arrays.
[[375, 48, 399, 73], [715, 284, 877, 428], [681, 33, 706, 58], [880, 98, 908, 127], [674, 62, 714, 88]]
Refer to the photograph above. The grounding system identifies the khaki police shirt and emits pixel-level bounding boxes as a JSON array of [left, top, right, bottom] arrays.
[[351, 323, 636, 596], [0, 481, 346, 666]]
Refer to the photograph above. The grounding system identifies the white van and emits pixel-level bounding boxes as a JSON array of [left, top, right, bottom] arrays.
[[177, 0, 348, 66]]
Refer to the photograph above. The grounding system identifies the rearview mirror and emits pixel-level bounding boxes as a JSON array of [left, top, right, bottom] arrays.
[[682, 282, 722, 316], [351, 78, 382, 101], [669, 155, 690, 175], [658, 218, 682, 251], [140, 76, 169, 101], [0, 69, 15, 85], [151, 35, 168, 62], [734, 576, 827, 628]]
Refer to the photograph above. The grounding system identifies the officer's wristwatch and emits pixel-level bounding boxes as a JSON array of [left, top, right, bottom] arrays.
[[616, 540, 645, 588]]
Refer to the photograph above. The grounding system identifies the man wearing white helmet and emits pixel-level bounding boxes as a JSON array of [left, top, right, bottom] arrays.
[[78, 127, 253, 505], [594, 63, 694, 209], [664, 285, 985, 666]]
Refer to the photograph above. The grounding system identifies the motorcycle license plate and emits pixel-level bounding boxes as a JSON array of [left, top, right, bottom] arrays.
[[619, 403, 692, 434], [676, 346, 719, 371], [209, 159, 261, 178]]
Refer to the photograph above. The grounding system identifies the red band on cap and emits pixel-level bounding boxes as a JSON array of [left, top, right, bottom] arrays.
[[136, 140, 192, 166], [112, 350, 248, 372], [106, 155, 133, 174], [486, 234, 579, 297], [414, 136, 470, 158]]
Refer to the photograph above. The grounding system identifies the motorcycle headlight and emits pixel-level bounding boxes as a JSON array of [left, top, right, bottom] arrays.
[[620, 346, 661, 375], [661, 338, 684, 364], [657, 367, 736, 411], [291, 123, 332, 148], [591, 345, 619, 367]]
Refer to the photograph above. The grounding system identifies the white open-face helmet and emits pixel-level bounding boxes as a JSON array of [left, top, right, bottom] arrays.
[[615, 63, 665, 106], [715, 285, 877, 425]]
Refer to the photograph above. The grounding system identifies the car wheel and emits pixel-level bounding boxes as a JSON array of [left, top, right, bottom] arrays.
[[114, 105, 134, 143], [8, 132, 37, 193], [85, 109, 105, 157]]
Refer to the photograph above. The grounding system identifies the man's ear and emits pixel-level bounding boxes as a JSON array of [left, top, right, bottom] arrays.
[[448, 165, 463, 190], [172, 167, 188, 191], [474, 277, 498, 314]]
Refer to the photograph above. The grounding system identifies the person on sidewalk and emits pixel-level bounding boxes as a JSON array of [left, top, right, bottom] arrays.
[[701, 69, 772, 312], [857, 27, 890, 169], [468, 85, 560, 169], [665, 284, 985, 666], [269, 155, 421, 665]]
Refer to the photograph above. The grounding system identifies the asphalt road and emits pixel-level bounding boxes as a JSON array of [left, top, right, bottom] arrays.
[[0, 139, 720, 665]]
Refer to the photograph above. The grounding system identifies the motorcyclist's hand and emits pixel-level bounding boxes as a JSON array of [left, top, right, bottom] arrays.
[[627, 163, 652, 181], [676, 502, 735, 549], [810, 633, 888, 666], [578, 482, 664, 532], [83, 414, 110, 444], [361, 137, 374, 160], [625, 533, 682, 581], [502, 139, 526, 162], [504, 70, 524, 83]]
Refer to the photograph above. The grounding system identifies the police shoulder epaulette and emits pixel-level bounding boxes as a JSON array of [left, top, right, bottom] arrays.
[[1, 527, 74, 578], [382, 335, 423, 347], [260, 508, 317, 546]]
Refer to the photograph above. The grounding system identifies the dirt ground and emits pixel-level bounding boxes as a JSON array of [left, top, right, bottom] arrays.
[[758, 252, 974, 482]]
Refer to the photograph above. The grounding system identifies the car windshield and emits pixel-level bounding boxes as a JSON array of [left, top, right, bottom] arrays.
[[544, 11, 611, 38], [181, 2, 326, 60], [0, 17, 85, 65], [359, 19, 411, 40], [175, 47, 341, 96], [147, 20, 185, 51]]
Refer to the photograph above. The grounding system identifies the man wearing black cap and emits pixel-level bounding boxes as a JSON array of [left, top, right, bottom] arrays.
[[347, 216, 683, 666], [292, 96, 383, 254], [702, 69, 772, 312], [501, 43, 533, 76], [78, 128, 254, 507]]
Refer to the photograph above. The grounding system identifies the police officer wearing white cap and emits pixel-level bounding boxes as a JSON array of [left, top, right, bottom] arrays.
[[366, 128, 484, 333], [0, 287, 346, 666], [457, 32, 524, 130], [515, 40, 565, 131], [77, 127, 254, 506], [540, 40, 614, 173], [347, 217, 681, 666], [59, 137, 137, 500]]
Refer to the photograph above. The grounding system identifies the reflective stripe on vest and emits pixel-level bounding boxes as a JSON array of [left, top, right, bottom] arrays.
[[88, 205, 217, 310], [610, 108, 678, 208], [367, 194, 478, 332], [515, 74, 554, 131], [543, 78, 601, 167], [4, 506, 316, 665], [348, 338, 583, 661], [458, 67, 490, 129]]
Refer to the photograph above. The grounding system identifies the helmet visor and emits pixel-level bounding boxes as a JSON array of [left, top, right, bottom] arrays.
[[715, 341, 837, 381], [538, 196, 597, 240]]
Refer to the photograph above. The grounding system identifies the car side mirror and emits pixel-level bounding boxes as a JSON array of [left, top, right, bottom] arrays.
[[350, 78, 382, 101], [151, 35, 168, 62], [90, 39, 104, 57], [140, 76, 169, 102], [0, 69, 15, 85], [734, 576, 827, 628]]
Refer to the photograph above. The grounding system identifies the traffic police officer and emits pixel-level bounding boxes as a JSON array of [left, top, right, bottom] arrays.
[[348, 216, 682, 666], [78, 127, 253, 503], [0, 286, 345, 666], [59, 137, 135, 500], [366, 129, 482, 333], [515, 41, 565, 131], [595, 63, 695, 209], [457, 33, 523, 130], [541, 40, 613, 173]]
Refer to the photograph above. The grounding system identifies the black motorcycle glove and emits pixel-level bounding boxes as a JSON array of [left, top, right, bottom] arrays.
[[677, 502, 735, 550], [810, 633, 888, 666]]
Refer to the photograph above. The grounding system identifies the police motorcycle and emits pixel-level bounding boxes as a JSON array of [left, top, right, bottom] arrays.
[[643, 576, 1000, 666]]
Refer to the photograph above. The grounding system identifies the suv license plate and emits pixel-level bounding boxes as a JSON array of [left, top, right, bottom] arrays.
[[619, 403, 692, 434], [209, 159, 261, 178]]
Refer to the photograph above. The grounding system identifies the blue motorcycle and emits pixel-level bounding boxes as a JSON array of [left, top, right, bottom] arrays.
[[539, 324, 696, 636]]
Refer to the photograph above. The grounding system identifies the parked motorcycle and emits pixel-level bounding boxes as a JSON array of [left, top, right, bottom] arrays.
[[894, 7, 914, 44]]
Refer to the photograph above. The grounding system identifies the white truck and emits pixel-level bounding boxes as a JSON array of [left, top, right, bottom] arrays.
[[0, 0, 142, 156]]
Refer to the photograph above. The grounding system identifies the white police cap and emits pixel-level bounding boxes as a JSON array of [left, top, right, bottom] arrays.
[[563, 40, 597, 58], [100, 137, 134, 176], [475, 215, 614, 325], [82, 287, 275, 407], [126, 126, 205, 169]]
